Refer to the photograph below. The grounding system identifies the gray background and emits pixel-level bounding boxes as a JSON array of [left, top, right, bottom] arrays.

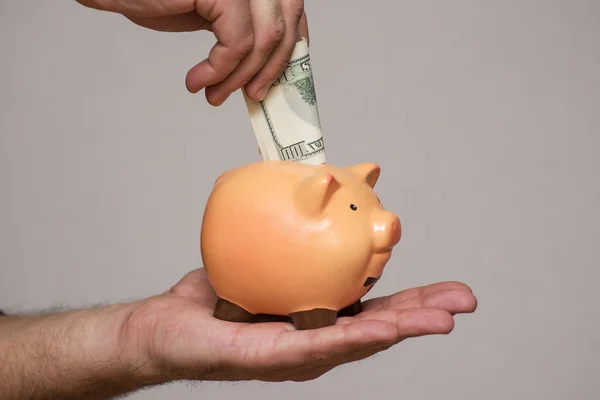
[[1, 0, 599, 399]]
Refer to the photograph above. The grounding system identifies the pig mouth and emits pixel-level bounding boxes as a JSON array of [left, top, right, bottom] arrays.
[[364, 276, 380, 287], [375, 248, 394, 255]]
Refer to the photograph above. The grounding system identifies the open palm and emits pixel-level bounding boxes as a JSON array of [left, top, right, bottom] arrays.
[[123, 268, 477, 383]]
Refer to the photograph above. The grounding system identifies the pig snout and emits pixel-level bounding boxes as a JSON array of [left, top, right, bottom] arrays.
[[372, 210, 401, 252]]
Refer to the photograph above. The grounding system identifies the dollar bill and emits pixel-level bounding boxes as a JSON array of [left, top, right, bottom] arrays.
[[243, 37, 326, 165]]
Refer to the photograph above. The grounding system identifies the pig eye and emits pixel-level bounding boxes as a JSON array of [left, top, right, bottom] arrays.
[[350, 204, 358, 211]]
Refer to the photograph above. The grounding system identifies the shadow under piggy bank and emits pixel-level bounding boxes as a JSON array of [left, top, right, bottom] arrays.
[[200, 160, 401, 330]]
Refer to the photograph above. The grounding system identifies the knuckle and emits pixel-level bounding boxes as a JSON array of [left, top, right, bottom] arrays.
[[197, 0, 219, 20], [232, 33, 255, 57], [264, 19, 286, 46], [258, 19, 286, 51], [285, 0, 305, 19]]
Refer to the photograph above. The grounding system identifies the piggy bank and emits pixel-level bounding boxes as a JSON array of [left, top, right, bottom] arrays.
[[200, 160, 401, 330]]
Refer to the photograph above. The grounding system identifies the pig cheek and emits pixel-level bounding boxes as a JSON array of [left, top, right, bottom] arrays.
[[343, 213, 377, 278]]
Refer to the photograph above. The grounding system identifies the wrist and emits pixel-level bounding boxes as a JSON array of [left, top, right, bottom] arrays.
[[77, 300, 171, 391]]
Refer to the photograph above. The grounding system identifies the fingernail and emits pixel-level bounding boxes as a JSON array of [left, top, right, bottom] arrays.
[[256, 85, 269, 101]]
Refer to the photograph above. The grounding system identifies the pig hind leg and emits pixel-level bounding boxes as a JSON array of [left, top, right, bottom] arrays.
[[289, 308, 338, 330], [213, 297, 253, 322]]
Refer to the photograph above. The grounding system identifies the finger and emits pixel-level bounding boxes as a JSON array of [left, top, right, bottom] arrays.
[[243, 0, 305, 101], [296, 309, 453, 364], [344, 308, 455, 338], [362, 281, 474, 312], [265, 320, 399, 368], [360, 288, 477, 318], [385, 289, 478, 315], [185, 0, 254, 94], [254, 308, 453, 370], [204, 0, 286, 106], [262, 310, 453, 382], [297, 11, 309, 44], [286, 366, 332, 382], [76, 0, 195, 17], [125, 12, 211, 32]]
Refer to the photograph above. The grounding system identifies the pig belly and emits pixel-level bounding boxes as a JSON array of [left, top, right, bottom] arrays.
[[207, 262, 369, 316]]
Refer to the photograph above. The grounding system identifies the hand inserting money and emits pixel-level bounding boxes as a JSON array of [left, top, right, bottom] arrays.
[[76, 0, 309, 107], [243, 38, 326, 165]]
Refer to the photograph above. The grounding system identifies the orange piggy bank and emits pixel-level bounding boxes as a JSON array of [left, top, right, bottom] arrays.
[[200, 160, 401, 330]]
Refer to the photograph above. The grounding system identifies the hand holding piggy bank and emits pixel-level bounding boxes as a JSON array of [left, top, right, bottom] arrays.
[[200, 160, 401, 330]]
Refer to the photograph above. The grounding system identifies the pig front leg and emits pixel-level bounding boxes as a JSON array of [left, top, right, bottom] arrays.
[[289, 298, 365, 329], [213, 297, 254, 322], [289, 308, 338, 330]]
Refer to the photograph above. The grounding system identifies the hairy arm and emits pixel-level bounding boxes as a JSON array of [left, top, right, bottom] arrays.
[[0, 302, 162, 400]]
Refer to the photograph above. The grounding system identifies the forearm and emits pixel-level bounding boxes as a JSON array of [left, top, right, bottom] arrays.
[[0, 302, 161, 400]]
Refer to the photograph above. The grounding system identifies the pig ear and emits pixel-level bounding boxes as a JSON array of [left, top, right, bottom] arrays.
[[295, 173, 340, 217], [347, 162, 381, 188]]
